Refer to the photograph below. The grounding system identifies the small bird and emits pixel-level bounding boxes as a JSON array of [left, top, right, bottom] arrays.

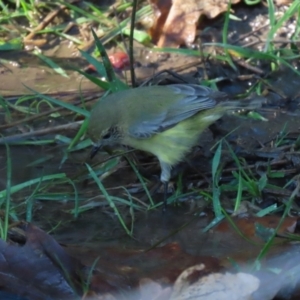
[[88, 84, 263, 207]]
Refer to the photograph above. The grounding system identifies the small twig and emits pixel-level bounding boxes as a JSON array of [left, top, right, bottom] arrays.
[[0, 92, 102, 130], [24, 0, 81, 41], [198, 38, 209, 80], [129, 0, 138, 87], [232, 23, 271, 45], [232, 57, 265, 75], [141, 69, 192, 87], [259, 78, 287, 98], [24, 5, 66, 41], [0, 121, 83, 144]]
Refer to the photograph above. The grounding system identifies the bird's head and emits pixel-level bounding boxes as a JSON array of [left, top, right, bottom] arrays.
[[88, 121, 123, 145], [88, 124, 124, 158]]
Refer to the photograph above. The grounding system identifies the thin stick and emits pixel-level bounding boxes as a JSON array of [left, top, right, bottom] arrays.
[[129, 0, 138, 87], [0, 92, 102, 130], [24, 0, 81, 41], [0, 121, 83, 144]]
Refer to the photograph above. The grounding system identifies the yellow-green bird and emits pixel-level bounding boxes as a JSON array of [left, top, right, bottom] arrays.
[[88, 84, 263, 206]]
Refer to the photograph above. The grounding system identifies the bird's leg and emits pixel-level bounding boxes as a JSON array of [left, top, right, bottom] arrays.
[[163, 181, 168, 213], [159, 161, 172, 212]]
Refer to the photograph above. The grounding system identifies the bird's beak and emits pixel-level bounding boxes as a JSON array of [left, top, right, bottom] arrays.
[[90, 144, 102, 159]]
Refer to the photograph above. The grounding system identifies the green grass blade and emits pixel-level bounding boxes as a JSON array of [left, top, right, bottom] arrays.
[[86, 163, 132, 236], [24, 86, 89, 117]]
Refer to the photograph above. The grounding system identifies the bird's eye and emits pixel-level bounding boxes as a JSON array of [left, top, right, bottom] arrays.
[[102, 133, 111, 139]]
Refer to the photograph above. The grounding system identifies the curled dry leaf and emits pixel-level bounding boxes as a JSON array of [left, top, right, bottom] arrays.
[[170, 264, 260, 300], [149, 0, 241, 47]]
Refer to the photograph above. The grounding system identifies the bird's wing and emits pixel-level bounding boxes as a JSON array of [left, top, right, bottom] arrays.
[[128, 84, 224, 139]]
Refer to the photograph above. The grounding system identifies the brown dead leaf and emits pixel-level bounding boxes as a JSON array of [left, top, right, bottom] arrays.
[[275, 0, 293, 5], [0, 222, 82, 300], [149, 0, 241, 47]]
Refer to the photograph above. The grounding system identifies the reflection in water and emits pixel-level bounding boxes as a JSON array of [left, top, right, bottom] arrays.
[[0, 146, 57, 189]]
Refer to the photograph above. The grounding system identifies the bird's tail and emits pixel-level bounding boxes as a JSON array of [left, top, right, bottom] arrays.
[[219, 96, 266, 114]]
